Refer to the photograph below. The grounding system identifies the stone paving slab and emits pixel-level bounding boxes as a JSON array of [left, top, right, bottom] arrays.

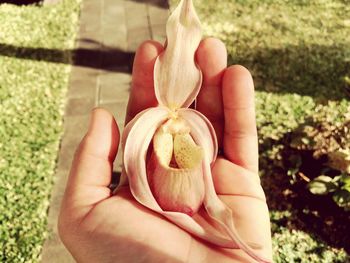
[[103, 24, 127, 50], [148, 4, 169, 25], [151, 23, 168, 43], [41, 171, 76, 262], [42, 234, 75, 263], [99, 72, 131, 103], [128, 27, 152, 51], [44, 170, 70, 233], [56, 115, 90, 172], [41, 0, 169, 261], [66, 97, 96, 116]]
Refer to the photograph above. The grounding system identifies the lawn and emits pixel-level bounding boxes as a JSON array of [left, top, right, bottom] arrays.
[[170, 0, 350, 262], [0, 0, 81, 261]]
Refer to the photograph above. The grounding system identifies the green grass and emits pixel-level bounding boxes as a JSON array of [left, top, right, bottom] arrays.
[[0, 0, 81, 261], [170, 0, 350, 261]]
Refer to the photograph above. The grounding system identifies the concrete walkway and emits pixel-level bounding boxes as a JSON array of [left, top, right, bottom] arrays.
[[41, 0, 169, 261]]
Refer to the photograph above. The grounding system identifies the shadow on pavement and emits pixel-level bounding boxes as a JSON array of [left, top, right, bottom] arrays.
[[0, 0, 42, 5], [0, 41, 135, 73], [129, 0, 169, 8]]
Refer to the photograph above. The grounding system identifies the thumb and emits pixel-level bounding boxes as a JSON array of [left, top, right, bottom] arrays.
[[60, 108, 120, 222]]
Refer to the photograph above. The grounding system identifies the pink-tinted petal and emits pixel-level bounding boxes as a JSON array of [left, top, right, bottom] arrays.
[[202, 160, 272, 263], [116, 108, 167, 188], [162, 210, 233, 247], [117, 109, 155, 188], [154, 0, 202, 109], [178, 109, 271, 262], [123, 107, 169, 208]]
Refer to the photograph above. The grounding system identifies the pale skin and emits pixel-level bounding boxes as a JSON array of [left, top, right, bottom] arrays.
[[58, 38, 273, 263]]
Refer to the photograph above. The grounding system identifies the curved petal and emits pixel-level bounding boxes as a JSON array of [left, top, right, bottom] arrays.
[[154, 0, 202, 109], [115, 108, 167, 189], [179, 109, 271, 262], [116, 109, 155, 188], [178, 108, 218, 163], [123, 107, 169, 208], [202, 160, 271, 263]]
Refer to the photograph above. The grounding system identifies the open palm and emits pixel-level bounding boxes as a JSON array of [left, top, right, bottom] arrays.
[[58, 38, 272, 263]]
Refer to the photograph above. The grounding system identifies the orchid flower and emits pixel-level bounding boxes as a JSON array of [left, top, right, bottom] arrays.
[[117, 1, 271, 262]]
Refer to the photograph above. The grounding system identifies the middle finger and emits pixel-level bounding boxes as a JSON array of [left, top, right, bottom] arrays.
[[195, 38, 227, 147]]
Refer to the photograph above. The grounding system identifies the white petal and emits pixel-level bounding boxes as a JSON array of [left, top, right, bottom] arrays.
[[202, 160, 271, 263], [123, 107, 169, 208], [154, 0, 202, 109], [179, 109, 271, 262]]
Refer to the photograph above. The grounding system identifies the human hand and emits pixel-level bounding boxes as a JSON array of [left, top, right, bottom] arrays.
[[58, 38, 272, 263]]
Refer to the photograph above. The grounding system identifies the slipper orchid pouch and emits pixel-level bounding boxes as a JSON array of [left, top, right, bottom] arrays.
[[116, 1, 271, 262]]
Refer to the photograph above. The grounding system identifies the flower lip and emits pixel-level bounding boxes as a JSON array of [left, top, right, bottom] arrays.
[[147, 135, 205, 216]]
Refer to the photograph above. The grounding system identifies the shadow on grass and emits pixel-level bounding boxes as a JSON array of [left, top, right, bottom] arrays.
[[0, 40, 135, 73], [260, 123, 350, 253], [232, 43, 350, 101]]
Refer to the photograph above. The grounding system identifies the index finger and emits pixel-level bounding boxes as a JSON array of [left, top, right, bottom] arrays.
[[196, 38, 227, 147], [125, 40, 164, 124]]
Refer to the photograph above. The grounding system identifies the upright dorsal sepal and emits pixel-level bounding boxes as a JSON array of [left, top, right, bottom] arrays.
[[154, 0, 203, 110]]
